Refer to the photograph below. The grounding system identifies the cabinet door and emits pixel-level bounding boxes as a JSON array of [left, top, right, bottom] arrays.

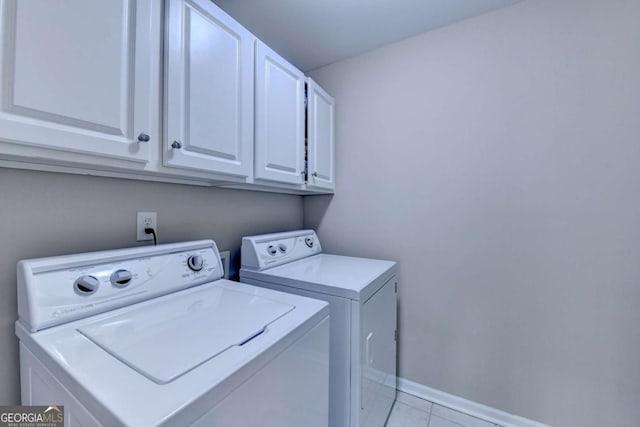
[[0, 0, 159, 168], [254, 41, 305, 185], [306, 78, 335, 191], [165, 0, 254, 179]]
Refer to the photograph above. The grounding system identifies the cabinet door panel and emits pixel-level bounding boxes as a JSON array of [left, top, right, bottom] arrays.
[[0, 0, 157, 166], [165, 0, 253, 179], [307, 78, 335, 191], [254, 41, 305, 185]]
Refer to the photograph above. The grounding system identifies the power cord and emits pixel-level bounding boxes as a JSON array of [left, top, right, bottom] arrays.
[[144, 227, 157, 245]]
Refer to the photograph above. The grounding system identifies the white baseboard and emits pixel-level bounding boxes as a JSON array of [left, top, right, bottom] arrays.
[[397, 377, 551, 427]]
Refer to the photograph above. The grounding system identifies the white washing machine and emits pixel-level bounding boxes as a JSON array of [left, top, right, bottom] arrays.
[[240, 230, 397, 427], [15, 240, 329, 426]]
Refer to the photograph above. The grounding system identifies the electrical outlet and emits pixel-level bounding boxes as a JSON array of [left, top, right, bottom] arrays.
[[136, 211, 157, 241]]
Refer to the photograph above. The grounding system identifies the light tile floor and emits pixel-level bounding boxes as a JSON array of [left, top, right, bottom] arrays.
[[385, 392, 503, 427]]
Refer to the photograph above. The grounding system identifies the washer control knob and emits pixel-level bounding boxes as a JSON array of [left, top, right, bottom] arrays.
[[278, 243, 287, 253], [267, 245, 277, 256], [74, 275, 99, 295], [110, 269, 132, 287], [305, 237, 314, 248], [187, 255, 204, 272]]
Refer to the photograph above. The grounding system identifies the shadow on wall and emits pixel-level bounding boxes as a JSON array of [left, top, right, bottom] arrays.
[[229, 247, 241, 281], [303, 195, 333, 230]]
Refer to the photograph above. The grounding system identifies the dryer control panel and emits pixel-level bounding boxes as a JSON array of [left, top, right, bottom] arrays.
[[241, 230, 322, 271], [17, 240, 223, 332]]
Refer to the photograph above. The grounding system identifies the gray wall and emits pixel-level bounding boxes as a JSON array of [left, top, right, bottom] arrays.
[[305, 1, 640, 426], [0, 167, 303, 404]]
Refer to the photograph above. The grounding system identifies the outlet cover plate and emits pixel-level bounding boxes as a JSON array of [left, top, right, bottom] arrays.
[[136, 211, 157, 241]]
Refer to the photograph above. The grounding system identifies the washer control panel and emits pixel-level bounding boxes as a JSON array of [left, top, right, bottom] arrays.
[[241, 230, 322, 271], [18, 240, 224, 332]]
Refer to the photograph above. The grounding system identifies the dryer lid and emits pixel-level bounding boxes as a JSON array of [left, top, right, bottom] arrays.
[[242, 254, 397, 300], [77, 285, 294, 384]]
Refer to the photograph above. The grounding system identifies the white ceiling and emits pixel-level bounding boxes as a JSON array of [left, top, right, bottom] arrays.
[[213, 0, 524, 72]]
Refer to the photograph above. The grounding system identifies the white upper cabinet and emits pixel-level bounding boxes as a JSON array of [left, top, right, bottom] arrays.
[[306, 78, 335, 191], [0, 0, 159, 169], [254, 41, 306, 185], [0, 0, 334, 193], [164, 0, 254, 180]]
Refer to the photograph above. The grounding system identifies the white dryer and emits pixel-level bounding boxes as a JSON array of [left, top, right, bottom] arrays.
[[240, 230, 397, 427], [15, 240, 329, 426]]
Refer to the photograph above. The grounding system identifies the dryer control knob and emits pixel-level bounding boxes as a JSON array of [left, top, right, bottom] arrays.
[[110, 269, 132, 287], [187, 255, 204, 272], [278, 243, 287, 253], [305, 237, 314, 248], [74, 275, 99, 295], [267, 245, 277, 256]]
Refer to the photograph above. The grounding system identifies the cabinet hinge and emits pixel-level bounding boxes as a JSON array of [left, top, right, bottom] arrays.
[[394, 330, 398, 341], [395, 282, 398, 293]]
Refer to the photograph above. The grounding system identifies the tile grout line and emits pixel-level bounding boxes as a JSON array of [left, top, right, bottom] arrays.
[[396, 393, 502, 427]]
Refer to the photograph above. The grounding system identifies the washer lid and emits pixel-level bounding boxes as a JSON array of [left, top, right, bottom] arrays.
[[77, 285, 294, 384]]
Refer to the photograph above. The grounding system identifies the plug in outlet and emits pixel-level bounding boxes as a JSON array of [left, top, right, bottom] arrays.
[[136, 211, 157, 241]]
